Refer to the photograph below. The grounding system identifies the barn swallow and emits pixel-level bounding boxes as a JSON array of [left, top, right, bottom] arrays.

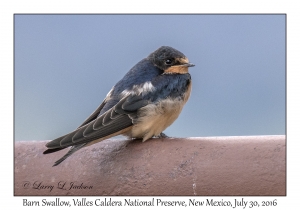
[[44, 46, 195, 166]]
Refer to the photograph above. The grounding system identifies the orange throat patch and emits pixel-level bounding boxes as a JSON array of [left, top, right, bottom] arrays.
[[164, 66, 189, 74]]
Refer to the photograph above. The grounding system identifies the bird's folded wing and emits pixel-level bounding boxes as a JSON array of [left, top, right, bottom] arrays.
[[45, 94, 149, 149], [77, 99, 107, 128]]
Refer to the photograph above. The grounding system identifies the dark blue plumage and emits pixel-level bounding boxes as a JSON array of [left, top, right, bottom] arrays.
[[100, 59, 162, 115]]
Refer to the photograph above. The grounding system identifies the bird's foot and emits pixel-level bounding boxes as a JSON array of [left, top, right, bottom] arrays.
[[156, 132, 170, 138]]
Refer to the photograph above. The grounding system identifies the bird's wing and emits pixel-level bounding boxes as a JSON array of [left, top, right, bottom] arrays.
[[76, 99, 107, 128], [76, 86, 117, 128], [45, 93, 149, 149]]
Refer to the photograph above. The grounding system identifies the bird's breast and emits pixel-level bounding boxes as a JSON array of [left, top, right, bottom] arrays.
[[128, 81, 192, 141]]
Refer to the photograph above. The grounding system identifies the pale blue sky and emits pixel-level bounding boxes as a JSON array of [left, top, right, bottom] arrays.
[[14, 14, 285, 141]]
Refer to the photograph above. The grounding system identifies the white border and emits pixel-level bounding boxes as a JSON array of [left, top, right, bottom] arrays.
[[2, 0, 299, 209]]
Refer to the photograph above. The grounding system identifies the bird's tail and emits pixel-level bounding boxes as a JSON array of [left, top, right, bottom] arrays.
[[51, 143, 87, 167]]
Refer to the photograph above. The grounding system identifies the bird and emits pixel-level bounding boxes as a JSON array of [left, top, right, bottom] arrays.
[[43, 46, 195, 166]]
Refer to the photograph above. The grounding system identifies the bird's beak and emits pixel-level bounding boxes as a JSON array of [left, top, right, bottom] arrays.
[[181, 63, 195, 67]]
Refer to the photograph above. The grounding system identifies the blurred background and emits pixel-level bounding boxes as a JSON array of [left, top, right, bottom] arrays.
[[14, 14, 285, 141]]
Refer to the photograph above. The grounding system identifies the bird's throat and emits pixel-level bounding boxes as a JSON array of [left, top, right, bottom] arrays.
[[164, 66, 189, 74]]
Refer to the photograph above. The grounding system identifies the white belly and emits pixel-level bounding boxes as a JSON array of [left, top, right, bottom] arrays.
[[130, 98, 185, 141], [125, 80, 192, 141]]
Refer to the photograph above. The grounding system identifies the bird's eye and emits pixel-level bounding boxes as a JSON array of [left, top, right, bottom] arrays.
[[165, 59, 172, 65]]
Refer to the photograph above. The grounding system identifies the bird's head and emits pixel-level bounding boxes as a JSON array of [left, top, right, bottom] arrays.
[[147, 46, 195, 74]]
